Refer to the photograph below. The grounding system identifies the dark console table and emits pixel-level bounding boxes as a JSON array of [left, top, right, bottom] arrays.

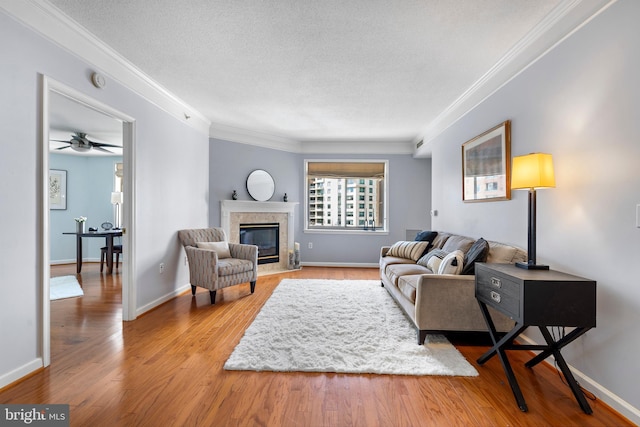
[[474, 263, 596, 414]]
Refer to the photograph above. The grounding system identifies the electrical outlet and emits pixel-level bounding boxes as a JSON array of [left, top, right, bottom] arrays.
[[308, 242, 313, 249], [159, 262, 165, 274]]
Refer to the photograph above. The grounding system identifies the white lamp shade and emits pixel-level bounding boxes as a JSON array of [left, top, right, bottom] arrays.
[[111, 191, 123, 204], [511, 153, 556, 190]]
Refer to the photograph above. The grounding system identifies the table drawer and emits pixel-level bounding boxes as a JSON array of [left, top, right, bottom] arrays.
[[476, 282, 520, 320], [476, 269, 520, 298]]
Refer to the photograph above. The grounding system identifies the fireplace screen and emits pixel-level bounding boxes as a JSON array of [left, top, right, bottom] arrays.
[[239, 223, 279, 265]]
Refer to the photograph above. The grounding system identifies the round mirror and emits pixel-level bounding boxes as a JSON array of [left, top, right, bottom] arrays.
[[246, 169, 275, 201]]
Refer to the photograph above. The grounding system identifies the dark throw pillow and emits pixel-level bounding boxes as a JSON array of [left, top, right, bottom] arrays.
[[414, 230, 438, 257], [461, 237, 490, 275], [415, 230, 438, 242]]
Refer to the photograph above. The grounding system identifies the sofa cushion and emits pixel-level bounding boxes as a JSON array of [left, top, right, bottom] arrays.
[[386, 241, 430, 262], [386, 263, 432, 286], [486, 241, 528, 264], [397, 275, 421, 303], [416, 248, 447, 269], [437, 250, 464, 275], [380, 255, 415, 272], [442, 235, 476, 254], [196, 241, 231, 258], [430, 232, 452, 250], [461, 238, 490, 275]]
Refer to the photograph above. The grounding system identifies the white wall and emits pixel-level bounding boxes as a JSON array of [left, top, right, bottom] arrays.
[[0, 11, 209, 387], [429, 0, 640, 419]]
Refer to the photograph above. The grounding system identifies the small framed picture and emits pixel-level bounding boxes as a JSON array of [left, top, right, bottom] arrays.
[[462, 121, 511, 202], [49, 169, 67, 210]]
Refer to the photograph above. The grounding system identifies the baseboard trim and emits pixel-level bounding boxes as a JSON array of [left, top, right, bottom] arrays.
[[301, 262, 379, 268], [50, 258, 102, 265], [0, 358, 43, 390], [136, 283, 191, 317], [517, 334, 639, 424]]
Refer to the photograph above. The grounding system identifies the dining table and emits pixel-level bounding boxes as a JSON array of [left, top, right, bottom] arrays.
[[63, 230, 123, 274]]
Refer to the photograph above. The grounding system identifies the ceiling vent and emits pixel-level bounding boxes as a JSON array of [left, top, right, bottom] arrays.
[[416, 139, 423, 149]]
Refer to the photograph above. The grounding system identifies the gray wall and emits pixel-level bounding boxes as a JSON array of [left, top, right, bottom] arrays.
[[49, 153, 123, 262], [429, 0, 640, 417], [0, 11, 209, 387], [209, 138, 432, 265]]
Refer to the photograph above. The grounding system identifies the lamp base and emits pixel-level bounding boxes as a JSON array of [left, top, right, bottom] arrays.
[[516, 261, 549, 270]]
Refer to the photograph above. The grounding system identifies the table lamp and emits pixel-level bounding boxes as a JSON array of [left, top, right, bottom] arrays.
[[511, 153, 555, 270], [111, 191, 123, 230]]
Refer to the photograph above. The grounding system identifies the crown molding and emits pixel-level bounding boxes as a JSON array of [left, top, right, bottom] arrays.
[[300, 140, 414, 155], [209, 122, 303, 153], [1, 0, 211, 136], [413, 0, 616, 158], [210, 122, 414, 155]]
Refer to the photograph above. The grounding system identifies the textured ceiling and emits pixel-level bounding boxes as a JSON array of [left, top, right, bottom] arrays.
[[47, 0, 561, 144]]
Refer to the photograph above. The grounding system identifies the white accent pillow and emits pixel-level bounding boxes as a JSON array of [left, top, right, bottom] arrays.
[[437, 250, 464, 275], [426, 253, 444, 272], [196, 241, 231, 259]]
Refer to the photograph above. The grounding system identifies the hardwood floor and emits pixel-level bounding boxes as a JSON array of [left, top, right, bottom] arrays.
[[0, 264, 631, 426]]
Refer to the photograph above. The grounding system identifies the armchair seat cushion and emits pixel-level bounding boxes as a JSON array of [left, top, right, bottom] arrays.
[[218, 258, 255, 276]]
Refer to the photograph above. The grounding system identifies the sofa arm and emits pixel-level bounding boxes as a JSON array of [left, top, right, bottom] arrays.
[[185, 246, 219, 289], [413, 274, 511, 332]]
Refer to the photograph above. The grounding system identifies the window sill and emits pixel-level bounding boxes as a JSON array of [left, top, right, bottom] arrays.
[[304, 228, 389, 235]]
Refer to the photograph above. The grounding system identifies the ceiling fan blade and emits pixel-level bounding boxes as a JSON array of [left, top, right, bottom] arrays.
[[55, 146, 70, 150], [92, 146, 114, 153], [50, 139, 72, 143], [91, 141, 122, 148]]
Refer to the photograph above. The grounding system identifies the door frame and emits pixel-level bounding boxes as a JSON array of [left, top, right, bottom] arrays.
[[40, 75, 137, 367]]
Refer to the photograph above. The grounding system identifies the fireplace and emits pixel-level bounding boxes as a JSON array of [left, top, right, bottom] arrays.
[[240, 223, 280, 265]]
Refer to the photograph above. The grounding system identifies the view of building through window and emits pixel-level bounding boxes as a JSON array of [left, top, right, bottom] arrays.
[[306, 161, 386, 231]]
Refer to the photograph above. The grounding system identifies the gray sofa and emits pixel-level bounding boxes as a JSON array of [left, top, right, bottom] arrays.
[[380, 231, 527, 344]]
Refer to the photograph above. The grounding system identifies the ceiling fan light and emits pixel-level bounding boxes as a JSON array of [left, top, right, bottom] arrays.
[[71, 144, 91, 152]]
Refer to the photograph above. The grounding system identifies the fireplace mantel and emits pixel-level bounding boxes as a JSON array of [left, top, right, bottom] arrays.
[[220, 200, 298, 263]]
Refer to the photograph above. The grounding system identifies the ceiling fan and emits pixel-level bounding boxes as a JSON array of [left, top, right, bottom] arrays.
[[52, 132, 121, 153]]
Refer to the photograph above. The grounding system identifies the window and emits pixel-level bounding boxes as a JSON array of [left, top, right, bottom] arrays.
[[305, 160, 387, 232]]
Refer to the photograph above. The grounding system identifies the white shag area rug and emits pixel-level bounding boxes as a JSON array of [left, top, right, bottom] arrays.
[[50, 275, 84, 300], [224, 279, 478, 376]]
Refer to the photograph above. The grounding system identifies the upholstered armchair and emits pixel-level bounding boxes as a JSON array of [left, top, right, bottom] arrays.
[[178, 228, 258, 304]]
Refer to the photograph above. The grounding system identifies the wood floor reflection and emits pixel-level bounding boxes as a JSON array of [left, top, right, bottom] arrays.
[[0, 264, 631, 426]]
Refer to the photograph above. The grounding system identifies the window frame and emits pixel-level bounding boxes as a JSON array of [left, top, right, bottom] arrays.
[[304, 159, 389, 234]]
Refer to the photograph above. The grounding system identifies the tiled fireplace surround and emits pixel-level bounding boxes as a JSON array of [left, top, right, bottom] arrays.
[[221, 200, 298, 274]]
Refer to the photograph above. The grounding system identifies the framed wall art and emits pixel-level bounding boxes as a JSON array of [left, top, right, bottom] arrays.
[[462, 120, 511, 202], [49, 169, 67, 210]]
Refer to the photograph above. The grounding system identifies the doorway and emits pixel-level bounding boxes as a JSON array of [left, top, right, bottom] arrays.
[[40, 76, 136, 367]]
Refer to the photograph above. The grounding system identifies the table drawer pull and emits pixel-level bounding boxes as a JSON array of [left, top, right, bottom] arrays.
[[491, 277, 502, 288], [490, 291, 501, 303]]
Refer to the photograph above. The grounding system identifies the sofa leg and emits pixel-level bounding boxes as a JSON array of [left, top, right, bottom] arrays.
[[250, 281, 256, 294], [381, 281, 384, 287], [209, 290, 216, 304], [191, 285, 196, 296], [418, 330, 428, 345]]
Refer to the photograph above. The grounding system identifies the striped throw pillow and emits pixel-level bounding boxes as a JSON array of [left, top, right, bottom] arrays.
[[386, 241, 430, 262]]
